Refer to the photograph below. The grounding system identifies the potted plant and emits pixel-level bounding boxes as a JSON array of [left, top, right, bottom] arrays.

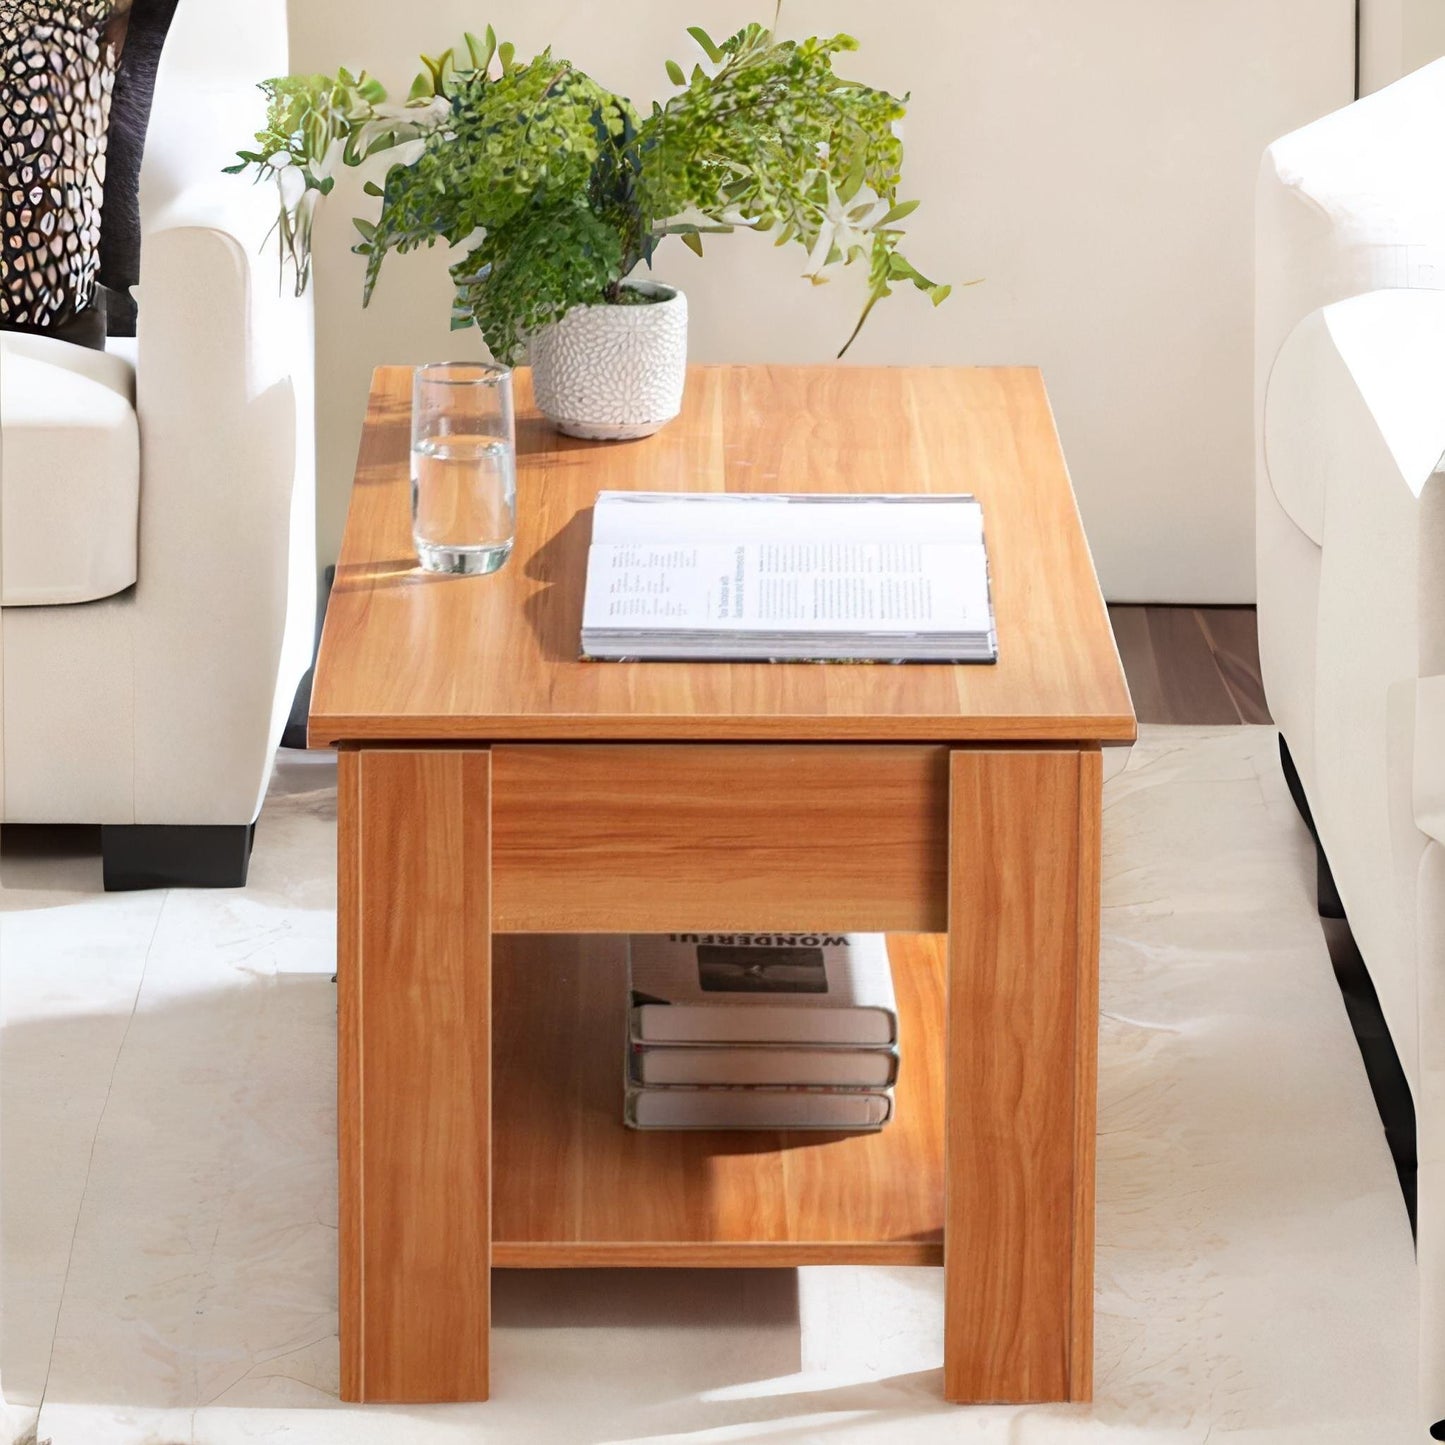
[[229, 20, 950, 439]]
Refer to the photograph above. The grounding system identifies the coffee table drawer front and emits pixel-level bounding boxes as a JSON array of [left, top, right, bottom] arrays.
[[490, 743, 949, 933]]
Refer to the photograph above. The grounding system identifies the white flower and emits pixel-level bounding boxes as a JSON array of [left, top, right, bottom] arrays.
[[801, 177, 888, 279], [264, 151, 293, 170]]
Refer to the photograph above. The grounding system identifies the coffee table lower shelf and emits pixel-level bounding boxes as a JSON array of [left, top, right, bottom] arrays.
[[491, 933, 946, 1269]]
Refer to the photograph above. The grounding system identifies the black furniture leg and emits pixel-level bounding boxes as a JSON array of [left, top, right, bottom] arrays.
[[1282, 734, 1418, 1237], [101, 824, 255, 890], [1322, 917, 1418, 1237], [1278, 732, 1316, 836], [1283, 734, 1317, 838], [1277, 734, 1347, 919], [1316, 848, 1346, 920]]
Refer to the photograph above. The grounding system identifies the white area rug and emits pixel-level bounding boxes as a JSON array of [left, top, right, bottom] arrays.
[[0, 726, 1417, 1444]]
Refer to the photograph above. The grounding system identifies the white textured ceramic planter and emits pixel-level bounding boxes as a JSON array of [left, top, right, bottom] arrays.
[[530, 279, 687, 440]]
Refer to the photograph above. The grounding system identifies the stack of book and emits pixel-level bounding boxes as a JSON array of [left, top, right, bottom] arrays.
[[624, 933, 899, 1130]]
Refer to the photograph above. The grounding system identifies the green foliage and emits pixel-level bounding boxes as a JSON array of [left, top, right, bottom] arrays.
[[354, 52, 636, 319], [223, 68, 436, 295], [450, 199, 624, 364], [635, 24, 951, 355], [228, 19, 949, 361]]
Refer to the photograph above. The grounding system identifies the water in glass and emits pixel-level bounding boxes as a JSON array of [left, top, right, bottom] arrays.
[[410, 361, 516, 574], [411, 432, 516, 574]]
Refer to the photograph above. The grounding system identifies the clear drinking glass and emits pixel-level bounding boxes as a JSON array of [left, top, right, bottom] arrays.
[[410, 362, 516, 574]]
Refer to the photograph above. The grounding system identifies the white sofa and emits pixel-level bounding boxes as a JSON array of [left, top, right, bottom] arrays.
[[1256, 59, 1445, 1435], [0, 0, 314, 887]]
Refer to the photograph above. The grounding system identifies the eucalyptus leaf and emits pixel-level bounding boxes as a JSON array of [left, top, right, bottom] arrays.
[[837, 150, 867, 205], [878, 197, 919, 225], [685, 25, 723, 63]]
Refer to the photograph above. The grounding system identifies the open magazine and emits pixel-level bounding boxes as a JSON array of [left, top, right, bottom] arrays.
[[580, 492, 997, 662]]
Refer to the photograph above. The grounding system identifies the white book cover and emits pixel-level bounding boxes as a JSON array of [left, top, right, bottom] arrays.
[[630, 1043, 899, 1088], [628, 933, 897, 1046], [625, 1083, 894, 1131]]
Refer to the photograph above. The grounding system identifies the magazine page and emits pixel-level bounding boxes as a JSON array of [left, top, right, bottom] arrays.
[[590, 491, 985, 547], [582, 540, 990, 636]]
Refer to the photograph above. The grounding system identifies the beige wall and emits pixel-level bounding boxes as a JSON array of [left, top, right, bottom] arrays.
[[1412, 0, 1445, 72], [1362, 0, 1445, 91], [289, 1, 1352, 602]]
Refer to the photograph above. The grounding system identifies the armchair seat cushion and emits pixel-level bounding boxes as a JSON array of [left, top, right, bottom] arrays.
[[1, 331, 139, 605]]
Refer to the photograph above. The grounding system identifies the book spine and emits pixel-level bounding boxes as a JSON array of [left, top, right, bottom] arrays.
[[624, 1084, 894, 1131], [629, 999, 899, 1047], [629, 1042, 901, 1088]]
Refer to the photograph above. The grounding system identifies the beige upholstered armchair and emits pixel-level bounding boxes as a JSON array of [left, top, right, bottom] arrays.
[[0, 0, 314, 887], [1256, 59, 1445, 1438]]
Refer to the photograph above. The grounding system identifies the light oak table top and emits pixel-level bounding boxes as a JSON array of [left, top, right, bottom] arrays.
[[310, 365, 1134, 745]]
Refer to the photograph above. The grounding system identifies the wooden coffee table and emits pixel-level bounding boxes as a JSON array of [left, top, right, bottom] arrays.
[[310, 364, 1135, 1406]]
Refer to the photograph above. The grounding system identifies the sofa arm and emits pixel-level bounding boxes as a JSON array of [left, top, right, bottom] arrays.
[[1270, 289, 1445, 834], [1255, 60, 1445, 545], [1263, 285, 1444, 1053], [131, 180, 316, 825], [1418, 464, 1445, 851], [1264, 288, 1445, 540]]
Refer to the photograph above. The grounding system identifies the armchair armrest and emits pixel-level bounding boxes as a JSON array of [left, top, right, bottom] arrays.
[[1418, 464, 1445, 851], [1264, 288, 1445, 539], [131, 179, 316, 824], [1266, 284, 1445, 871], [1255, 61, 1445, 482]]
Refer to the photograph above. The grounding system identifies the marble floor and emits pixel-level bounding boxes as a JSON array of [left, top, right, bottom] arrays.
[[0, 727, 1417, 1444]]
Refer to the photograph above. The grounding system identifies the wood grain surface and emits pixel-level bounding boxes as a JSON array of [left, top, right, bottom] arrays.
[[942, 747, 1098, 1404], [490, 743, 949, 932], [1070, 748, 1102, 1400], [338, 748, 493, 1403], [310, 366, 1134, 746], [490, 933, 945, 1266], [321, 364, 1128, 1406]]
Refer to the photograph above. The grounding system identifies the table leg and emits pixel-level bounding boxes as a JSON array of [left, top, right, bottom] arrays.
[[338, 747, 493, 1403], [944, 747, 1101, 1403]]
